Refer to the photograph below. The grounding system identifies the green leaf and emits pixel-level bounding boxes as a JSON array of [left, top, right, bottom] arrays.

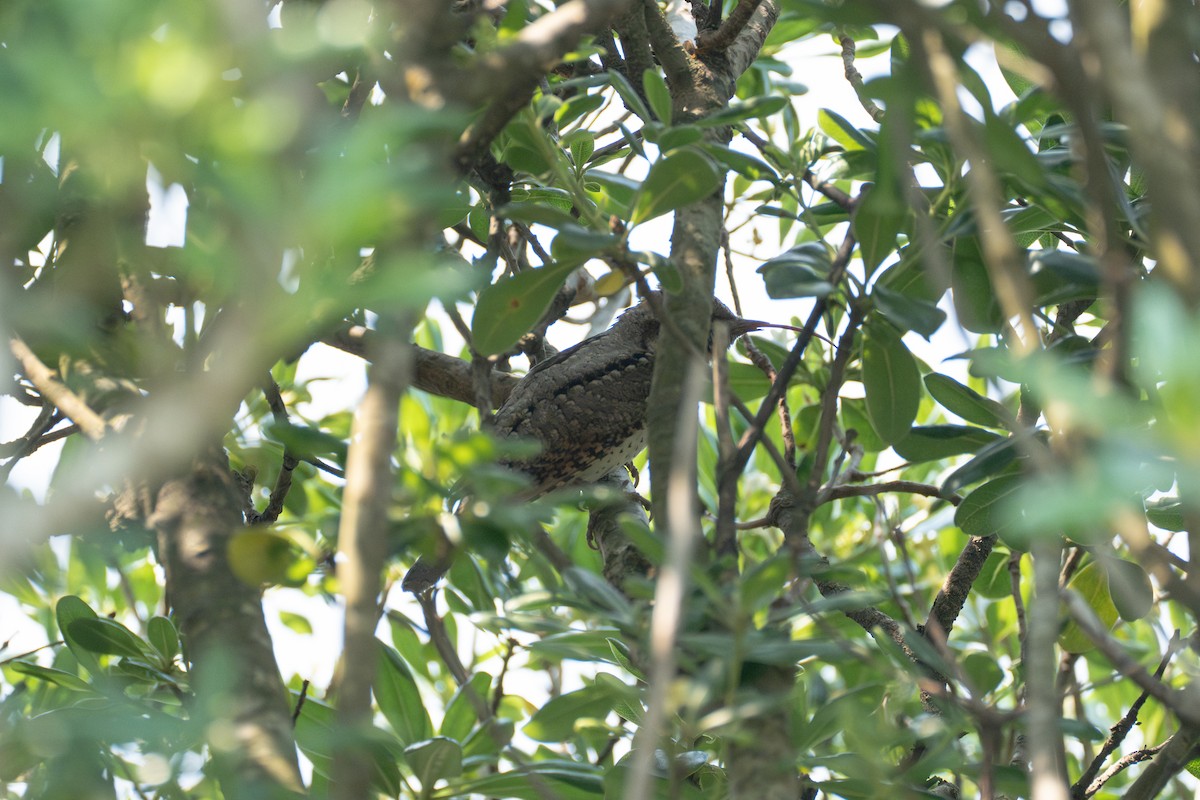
[[924, 373, 1010, 428], [650, 125, 704, 154], [441, 672, 492, 741], [951, 240, 1004, 334], [861, 323, 921, 444], [607, 69, 652, 122], [66, 617, 148, 659], [565, 130, 595, 170], [554, 92, 604, 128], [701, 143, 779, 182], [1106, 559, 1153, 621], [756, 243, 834, 298], [9, 661, 95, 692], [562, 567, 633, 622], [405, 737, 464, 788], [630, 149, 721, 225], [1059, 562, 1118, 654], [892, 425, 1001, 462], [982, 111, 1045, 188], [954, 474, 1024, 541], [818, 108, 875, 151], [1028, 249, 1100, 306], [57, 595, 102, 673], [943, 436, 1021, 493], [147, 616, 180, 662], [375, 641, 433, 746], [278, 611, 313, 635], [872, 284, 946, 338], [642, 69, 672, 125], [264, 421, 347, 461], [501, 201, 580, 229], [697, 95, 788, 127], [472, 261, 583, 356], [523, 679, 634, 742], [961, 652, 1004, 695], [228, 530, 300, 586], [1145, 498, 1186, 531], [841, 397, 886, 452], [448, 765, 604, 800], [585, 170, 640, 219], [853, 183, 905, 274]]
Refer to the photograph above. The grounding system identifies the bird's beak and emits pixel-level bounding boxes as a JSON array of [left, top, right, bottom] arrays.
[[726, 318, 801, 339]]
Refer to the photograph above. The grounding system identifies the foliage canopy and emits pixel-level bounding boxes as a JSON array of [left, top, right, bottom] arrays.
[[2, 0, 1199, 798]]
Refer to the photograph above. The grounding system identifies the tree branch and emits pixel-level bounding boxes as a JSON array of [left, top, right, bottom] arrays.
[[324, 324, 519, 408], [333, 314, 414, 800], [8, 337, 108, 441], [696, 0, 763, 54], [456, 0, 634, 167]]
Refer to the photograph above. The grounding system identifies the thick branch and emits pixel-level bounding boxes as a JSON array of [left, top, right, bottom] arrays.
[[333, 316, 413, 800], [324, 324, 518, 408], [149, 447, 303, 794], [696, 0, 763, 54]]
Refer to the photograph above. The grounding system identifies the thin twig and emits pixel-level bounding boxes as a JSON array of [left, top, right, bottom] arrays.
[[731, 229, 855, 475], [1072, 632, 1181, 798], [839, 32, 885, 122], [1061, 590, 1200, 728]]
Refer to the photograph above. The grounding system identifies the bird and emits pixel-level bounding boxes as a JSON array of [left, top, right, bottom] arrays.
[[401, 291, 774, 593]]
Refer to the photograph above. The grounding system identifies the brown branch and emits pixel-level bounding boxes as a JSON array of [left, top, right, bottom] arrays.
[[1073, 631, 1183, 798], [923, 535, 995, 640], [1084, 743, 1167, 798], [696, 0, 763, 53], [416, 592, 491, 719], [150, 447, 304, 793], [806, 300, 864, 501], [248, 376, 300, 526], [323, 324, 519, 408], [1061, 589, 1200, 728], [839, 32, 885, 122], [821, 480, 962, 506], [332, 314, 413, 800], [0, 406, 60, 482], [732, 229, 854, 476], [1120, 726, 1200, 800], [640, 0, 697, 97]]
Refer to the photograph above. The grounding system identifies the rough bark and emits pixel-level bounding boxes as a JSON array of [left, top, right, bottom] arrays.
[[149, 446, 304, 796]]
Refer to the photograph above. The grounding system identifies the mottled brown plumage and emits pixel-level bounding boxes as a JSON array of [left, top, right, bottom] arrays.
[[402, 293, 765, 593]]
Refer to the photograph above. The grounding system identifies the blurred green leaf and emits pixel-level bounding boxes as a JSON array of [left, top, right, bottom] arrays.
[[405, 736, 463, 788], [524, 680, 633, 743], [698, 95, 788, 127], [1105, 558, 1153, 622], [1059, 562, 1117, 654]]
